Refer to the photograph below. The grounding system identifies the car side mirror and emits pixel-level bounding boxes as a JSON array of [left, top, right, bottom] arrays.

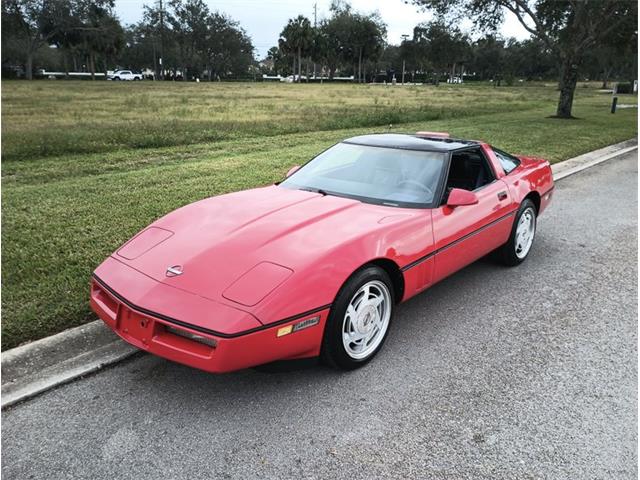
[[286, 165, 301, 177], [446, 188, 479, 207]]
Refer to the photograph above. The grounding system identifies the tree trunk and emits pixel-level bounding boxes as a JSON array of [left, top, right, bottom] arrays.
[[63, 51, 69, 76], [153, 42, 158, 79], [556, 54, 579, 118], [297, 46, 302, 82], [25, 52, 33, 80], [90, 51, 96, 81], [601, 67, 613, 89], [358, 47, 362, 83]]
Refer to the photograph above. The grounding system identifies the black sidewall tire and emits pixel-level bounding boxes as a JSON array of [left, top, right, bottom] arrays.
[[500, 199, 537, 266], [321, 266, 394, 370]]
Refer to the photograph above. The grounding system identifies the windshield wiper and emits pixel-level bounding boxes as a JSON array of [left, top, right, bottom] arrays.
[[299, 187, 328, 196]]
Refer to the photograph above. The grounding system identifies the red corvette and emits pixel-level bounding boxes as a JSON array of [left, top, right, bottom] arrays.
[[91, 133, 553, 372]]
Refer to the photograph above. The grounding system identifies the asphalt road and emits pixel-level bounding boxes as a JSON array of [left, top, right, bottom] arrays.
[[2, 152, 637, 480]]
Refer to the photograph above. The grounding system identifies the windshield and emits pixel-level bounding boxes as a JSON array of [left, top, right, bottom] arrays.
[[280, 142, 447, 207]]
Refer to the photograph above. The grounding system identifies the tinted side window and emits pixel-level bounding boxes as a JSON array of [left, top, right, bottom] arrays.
[[492, 147, 521, 174], [445, 147, 495, 193]]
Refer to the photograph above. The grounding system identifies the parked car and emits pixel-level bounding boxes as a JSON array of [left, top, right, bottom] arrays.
[[108, 70, 143, 81], [91, 132, 554, 373], [280, 74, 307, 83]]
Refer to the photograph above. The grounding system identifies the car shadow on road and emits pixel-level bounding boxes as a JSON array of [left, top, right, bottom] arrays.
[[112, 251, 532, 414]]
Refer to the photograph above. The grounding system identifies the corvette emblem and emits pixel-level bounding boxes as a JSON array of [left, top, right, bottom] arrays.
[[166, 265, 183, 277]]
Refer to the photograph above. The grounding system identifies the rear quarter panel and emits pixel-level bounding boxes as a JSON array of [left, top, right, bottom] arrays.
[[506, 156, 554, 214], [484, 143, 554, 215]]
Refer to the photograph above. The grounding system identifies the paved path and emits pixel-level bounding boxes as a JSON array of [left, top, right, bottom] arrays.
[[2, 152, 637, 480]]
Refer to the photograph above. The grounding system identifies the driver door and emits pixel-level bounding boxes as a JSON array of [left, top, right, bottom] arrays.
[[432, 147, 514, 283]]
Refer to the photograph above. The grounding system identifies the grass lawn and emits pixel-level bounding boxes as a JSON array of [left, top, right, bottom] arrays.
[[1, 80, 637, 349]]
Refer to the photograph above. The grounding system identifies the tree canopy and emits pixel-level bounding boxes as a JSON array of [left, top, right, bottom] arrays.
[[273, 3, 386, 82], [1, 0, 254, 80], [137, 0, 253, 80], [412, 0, 638, 117], [279, 15, 313, 82], [1, 0, 636, 89]]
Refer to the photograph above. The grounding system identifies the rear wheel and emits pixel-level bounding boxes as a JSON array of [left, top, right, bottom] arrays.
[[321, 266, 394, 370], [499, 199, 537, 266]]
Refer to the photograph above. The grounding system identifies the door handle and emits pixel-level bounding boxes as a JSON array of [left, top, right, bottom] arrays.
[[497, 191, 508, 200]]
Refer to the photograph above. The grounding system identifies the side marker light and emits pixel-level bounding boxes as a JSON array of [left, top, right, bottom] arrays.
[[276, 316, 320, 337]]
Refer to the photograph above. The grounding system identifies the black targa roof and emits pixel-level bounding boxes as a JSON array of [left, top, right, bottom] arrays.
[[342, 133, 478, 152]]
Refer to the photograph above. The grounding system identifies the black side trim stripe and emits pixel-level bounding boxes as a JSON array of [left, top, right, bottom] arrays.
[[400, 251, 437, 272], [92, 274, 331, 339], [401, 210, 517, 272]]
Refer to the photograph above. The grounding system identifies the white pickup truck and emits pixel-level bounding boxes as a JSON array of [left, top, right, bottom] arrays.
[[108, 70, 143, 81]]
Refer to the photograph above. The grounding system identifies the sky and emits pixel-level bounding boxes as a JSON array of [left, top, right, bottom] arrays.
[[114, 0, 531, 58]]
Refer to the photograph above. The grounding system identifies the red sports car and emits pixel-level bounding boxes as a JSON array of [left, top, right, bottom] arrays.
[[91, 133, 553, 372]]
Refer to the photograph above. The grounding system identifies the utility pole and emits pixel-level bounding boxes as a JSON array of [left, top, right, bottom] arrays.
[[152, 38, 157, 81], [159, 0, 165, 80], [313, 2, 317, 80], [401, 34, 409, 86]]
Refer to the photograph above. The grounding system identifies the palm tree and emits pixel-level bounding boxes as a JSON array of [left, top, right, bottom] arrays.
[[266, 46, 281, 75], [279, 15, 312, 83]]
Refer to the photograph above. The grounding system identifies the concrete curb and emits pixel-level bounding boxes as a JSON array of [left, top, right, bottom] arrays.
[[1, 321, 138, 409], [1, 138, 637, 409], [551, 139, 637, 181]]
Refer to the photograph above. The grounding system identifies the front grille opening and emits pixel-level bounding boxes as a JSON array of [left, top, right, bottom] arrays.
[[165, 325, 217, 348]]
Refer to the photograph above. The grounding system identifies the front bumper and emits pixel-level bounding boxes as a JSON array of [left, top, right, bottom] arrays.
[[90, 263, 329, 373]]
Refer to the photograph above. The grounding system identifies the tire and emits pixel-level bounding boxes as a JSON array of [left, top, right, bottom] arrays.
[[321, 265, 394, 370], [498, 198, 537, 266], [113, 77, 120, 81]]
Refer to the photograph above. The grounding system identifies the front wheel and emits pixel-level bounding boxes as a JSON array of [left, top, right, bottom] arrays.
[[321, 266, 394, 370], [498, 199, 537, 266]]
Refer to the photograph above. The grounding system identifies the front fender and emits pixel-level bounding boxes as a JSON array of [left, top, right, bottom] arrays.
[[250, 211, 434, 325]]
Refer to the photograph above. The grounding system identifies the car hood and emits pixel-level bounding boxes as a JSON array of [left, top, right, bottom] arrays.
[[113, 185, 409, 306]]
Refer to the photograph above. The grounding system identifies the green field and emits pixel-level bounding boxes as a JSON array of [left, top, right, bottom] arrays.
[[1, 80, 637, 349]]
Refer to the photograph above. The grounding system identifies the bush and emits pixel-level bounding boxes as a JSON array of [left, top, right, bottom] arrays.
[[615, 82, 633, 94]]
